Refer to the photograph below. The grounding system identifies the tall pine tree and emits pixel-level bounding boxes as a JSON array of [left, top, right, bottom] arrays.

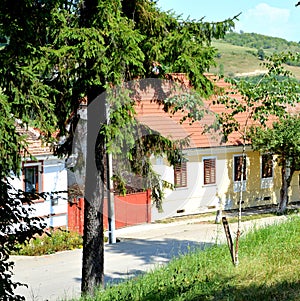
[[0, 0, 237, 296]]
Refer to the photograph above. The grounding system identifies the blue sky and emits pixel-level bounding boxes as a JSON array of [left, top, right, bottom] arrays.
[[157, 0, 299, 42]]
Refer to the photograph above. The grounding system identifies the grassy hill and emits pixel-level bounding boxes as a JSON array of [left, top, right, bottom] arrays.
[[210, 32, 300, 80]]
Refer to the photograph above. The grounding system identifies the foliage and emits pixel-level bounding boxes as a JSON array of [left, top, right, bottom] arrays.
[[250, 115, 300, 212], [257, 48, 265, 60], [216, 52, 300, 214], [222, 32, 300, 53], [11, 228, 83, 256], [72, 216, 300, 301], [0, 92, 26, 179], [216, 52, 300, 141], [0, 0, 238, 296], [233, 74, 300, 85], [0, 180, 46, 301]]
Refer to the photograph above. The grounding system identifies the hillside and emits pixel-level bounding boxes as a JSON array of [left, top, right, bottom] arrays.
[[210, 32, 300, 79]]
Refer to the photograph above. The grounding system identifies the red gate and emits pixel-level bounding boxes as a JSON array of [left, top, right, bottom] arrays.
[[68, 190, 151, 234]]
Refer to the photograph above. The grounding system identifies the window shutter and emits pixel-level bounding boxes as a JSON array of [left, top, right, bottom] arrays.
[[234, 156, 246, 181], [204, 159, 216, 185], [174, 162, 187, 187]]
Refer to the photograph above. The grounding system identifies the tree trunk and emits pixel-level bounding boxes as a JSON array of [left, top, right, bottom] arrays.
[[278, 159, 293, 214], [79, 0, 107, 295], [81, 93, 106, 295]]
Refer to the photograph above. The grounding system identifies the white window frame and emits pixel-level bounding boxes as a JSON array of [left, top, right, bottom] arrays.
[[23, 161, 43, 194]]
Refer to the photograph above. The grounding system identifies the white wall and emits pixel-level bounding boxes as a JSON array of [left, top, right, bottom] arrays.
[[11, 156, 68, 228], [43, 159, 68, 228], [152, 147, 230, 221]]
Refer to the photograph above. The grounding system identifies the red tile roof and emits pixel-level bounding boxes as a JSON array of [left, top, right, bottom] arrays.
[[17, 125, 52, 156], [135, 75, 276, 149]]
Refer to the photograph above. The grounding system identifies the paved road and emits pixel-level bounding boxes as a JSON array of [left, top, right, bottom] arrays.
[[11, 214, 288, 301]]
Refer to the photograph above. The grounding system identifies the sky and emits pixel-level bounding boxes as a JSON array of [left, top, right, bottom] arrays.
[[157, 0, 299, 42]]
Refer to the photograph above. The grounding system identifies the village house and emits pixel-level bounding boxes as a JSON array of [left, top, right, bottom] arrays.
[[134, 75, 300, 221], [9, 126, 68, 228], [11, 74, 300, 232]]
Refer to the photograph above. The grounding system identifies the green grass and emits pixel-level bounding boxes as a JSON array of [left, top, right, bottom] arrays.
[[210, 40, 300, 80], [75, 215, 300, 301], [155, 208, 282, 225], [12, 228, 83, 256], [211, 40, 267, 77]]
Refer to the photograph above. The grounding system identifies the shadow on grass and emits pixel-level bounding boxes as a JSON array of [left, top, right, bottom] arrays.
[[140, 275, 300, 301]]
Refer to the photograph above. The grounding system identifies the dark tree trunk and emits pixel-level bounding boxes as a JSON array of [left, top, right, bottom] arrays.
[[278, 159, 294, 214], [79, 0, 107, 295], [81, 93, 106, 295]]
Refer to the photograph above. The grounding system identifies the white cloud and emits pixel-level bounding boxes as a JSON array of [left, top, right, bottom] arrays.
[[246, 3, 290, 22], [236, 3, 292, 40]]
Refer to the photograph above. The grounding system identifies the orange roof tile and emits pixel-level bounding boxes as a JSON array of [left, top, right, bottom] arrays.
[[17, 125, 52, 157], [135, 75, 279, 149]]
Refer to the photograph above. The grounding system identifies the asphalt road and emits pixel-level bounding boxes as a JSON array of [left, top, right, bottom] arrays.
[[11, 214, 287, 301]]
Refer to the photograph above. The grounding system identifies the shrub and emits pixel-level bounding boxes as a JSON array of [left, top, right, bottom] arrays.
[[12, 228, 83, 256]]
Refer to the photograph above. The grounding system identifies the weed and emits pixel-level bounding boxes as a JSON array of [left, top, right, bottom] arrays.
[[12, 228, 83, 256]]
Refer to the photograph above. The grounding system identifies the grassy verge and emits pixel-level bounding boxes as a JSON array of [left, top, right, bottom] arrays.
[[156, 210, 276, 225], [76, 215, 300, 301], [12, 228, 83, 256]]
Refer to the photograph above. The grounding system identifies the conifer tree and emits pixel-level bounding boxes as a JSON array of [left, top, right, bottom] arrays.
[[0, 0, 238, 296]]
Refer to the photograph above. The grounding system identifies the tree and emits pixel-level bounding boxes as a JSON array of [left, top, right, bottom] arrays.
[[0, 92, 47, 300], [0, 0, 238, 297], [216, 52, 300, 264], [251, 115, 300, 213], [257, 48, 265, 60]]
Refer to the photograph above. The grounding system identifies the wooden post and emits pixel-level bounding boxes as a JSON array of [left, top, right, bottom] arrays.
[[222, 217, 235, 264]]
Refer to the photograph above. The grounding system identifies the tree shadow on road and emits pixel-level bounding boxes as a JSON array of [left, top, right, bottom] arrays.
[[103, 238, 215, 285]]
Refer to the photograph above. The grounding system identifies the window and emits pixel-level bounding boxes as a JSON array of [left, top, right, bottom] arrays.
[[174, 161, 187, 188], [23, 163, 42, 193], [261, 154, 273, 178], [234, 155, 246, 182], [203, 158, 216, 185], [261, 154, 273, 189]]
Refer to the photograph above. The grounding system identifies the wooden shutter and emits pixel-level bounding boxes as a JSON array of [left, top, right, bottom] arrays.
[[174, 162, 187, 187], [262, 154, 273, 178], [204, 158, 216, 185], [234, 156, 246, 181]]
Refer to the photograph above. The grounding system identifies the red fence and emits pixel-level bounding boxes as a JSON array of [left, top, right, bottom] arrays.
[[68, 190, 151, 235]]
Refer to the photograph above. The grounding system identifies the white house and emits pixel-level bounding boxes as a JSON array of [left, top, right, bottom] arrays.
[[10, 126, 68, 228]]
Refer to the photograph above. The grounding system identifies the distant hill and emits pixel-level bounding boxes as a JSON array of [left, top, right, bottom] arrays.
[[210, 32, 300, 79], [222, 32, 300, 53]]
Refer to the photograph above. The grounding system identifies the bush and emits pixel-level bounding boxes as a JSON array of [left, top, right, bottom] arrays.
[[12, 228, 83, 256], [0, 179, 47, 300]]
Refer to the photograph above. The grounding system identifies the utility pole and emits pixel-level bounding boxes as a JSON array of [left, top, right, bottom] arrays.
[[107, 152, 116, 243], [106, 103, 116, 244]]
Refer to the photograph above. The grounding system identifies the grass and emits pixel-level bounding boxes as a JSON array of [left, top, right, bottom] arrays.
[[12, 228, 83, 256], [211, 40, 267, 77], [210, 40, 300, 80], [74, 215, 300, 301], [155, 207, 282, 225]]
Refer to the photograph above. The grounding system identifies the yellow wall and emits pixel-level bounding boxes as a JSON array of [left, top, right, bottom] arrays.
[[222, 150, 300, 210], [223, 150, 281, 210]]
